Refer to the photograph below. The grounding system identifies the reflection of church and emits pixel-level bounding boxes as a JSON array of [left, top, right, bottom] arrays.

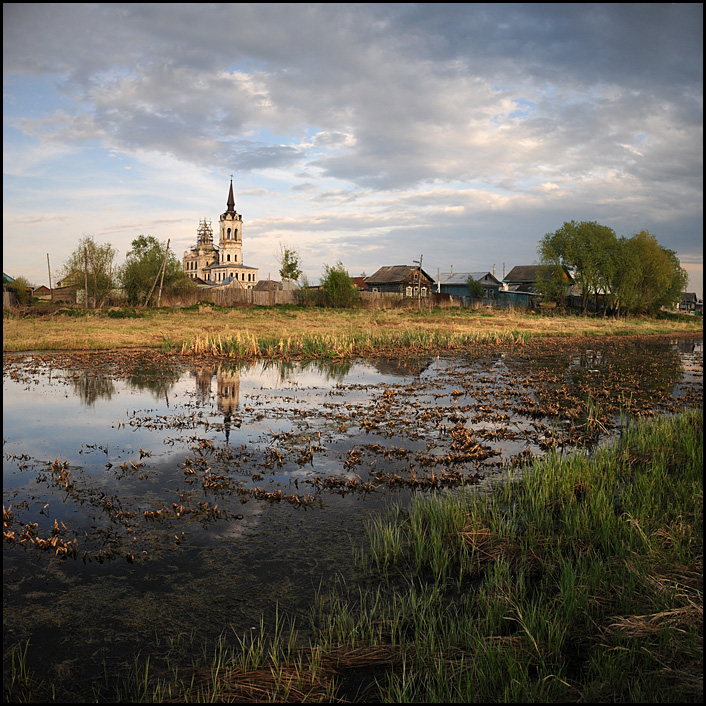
[[189, 363, 241, 443], [217, 366, 240, 414]]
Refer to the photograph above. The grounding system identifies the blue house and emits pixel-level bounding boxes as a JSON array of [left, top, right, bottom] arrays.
[[437, 271, 502, 299]]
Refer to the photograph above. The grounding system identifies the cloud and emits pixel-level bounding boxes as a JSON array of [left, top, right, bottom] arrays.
[[3, 3, 702, 296]]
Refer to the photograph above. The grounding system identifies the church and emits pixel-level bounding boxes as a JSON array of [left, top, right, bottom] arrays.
[[182, 180, 259, 288]]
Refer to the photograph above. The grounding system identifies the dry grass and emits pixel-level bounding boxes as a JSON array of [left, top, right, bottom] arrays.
[[3, 305, 702, 352], [179, 644, 410, 703]]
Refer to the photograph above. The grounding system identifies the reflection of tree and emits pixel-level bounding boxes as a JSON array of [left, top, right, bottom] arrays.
[[528, 339, 685, 418], [371, 357, 433, 378], [127, 363, 182, 404], [258, 358, 354, 382], [72, 373, 115, 406], [190, 364, 216, 405]]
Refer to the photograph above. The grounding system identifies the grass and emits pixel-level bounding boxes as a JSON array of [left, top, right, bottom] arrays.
[[6, 409, 702, 702], [2, 303, 702, 353]]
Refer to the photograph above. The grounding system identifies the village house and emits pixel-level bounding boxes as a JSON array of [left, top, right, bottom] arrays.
[[183, 180, 258, 288], [678, 292, 702, 314], [437, 271, 502, 298], [501, 264, 573, 307], [364, 265, 435, 298]]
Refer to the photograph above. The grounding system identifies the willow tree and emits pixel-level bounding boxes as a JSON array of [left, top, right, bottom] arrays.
[[538, 220, 618, 314], [613, 231, 688, 314]]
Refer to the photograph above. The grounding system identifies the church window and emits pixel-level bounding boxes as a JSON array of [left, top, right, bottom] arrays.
[[227, 228, 231, 239], [227, 254, 230, 262]]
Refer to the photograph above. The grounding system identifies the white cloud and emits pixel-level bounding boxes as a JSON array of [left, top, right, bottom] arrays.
[[2, 3, 702, 297]]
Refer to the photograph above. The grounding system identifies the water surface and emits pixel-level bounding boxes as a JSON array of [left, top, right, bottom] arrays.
[[3, 336, 702, 692]]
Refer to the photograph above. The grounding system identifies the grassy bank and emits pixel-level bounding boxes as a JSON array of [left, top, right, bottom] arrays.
[[6, 409, 702, 702], [2, 303, 702, 353]]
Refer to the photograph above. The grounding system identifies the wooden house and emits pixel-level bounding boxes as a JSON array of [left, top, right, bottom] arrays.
[[500, 264, 573, 307], [365, 265, 435, 298], [34, 285, 52, 299], [351, 276, 369, 291], [51, 285, 79, 303]]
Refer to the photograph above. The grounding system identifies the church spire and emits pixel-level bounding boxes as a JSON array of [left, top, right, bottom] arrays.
[[226, 178, 236, 213]]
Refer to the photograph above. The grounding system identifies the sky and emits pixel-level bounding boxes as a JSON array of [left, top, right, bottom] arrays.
[[3, 3, 703, 298]]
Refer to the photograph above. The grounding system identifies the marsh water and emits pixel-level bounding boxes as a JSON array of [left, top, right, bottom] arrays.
[[3, 335, 703, 694]]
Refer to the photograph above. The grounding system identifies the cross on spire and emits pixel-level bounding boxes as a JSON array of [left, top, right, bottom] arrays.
[[227, 177, 236, 212]]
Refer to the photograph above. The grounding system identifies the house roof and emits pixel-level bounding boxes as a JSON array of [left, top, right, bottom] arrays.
[[365, 265, 435, 284], [438, 272, 501, 286], [253, 279, 283, 291], [504, 265, 572, 284], [504, 265, 540, 283], [351, 276, 369, 290]]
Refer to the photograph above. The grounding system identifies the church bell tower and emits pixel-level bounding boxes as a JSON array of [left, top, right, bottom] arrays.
[[218, 179, 243, 268]]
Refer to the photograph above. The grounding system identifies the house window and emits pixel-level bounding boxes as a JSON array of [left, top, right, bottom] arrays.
[[406, 286, 413, 297]]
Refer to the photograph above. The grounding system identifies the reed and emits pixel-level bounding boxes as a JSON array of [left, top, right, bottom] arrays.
[[177, 328, 538, 360]]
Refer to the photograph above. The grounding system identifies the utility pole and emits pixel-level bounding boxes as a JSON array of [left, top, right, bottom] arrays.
[[84, 247, 89, 309], [47, 254, 54, 303], [413, 254, 423, 309], [156, 239, 170, 307], [145, 240, 170, 307]]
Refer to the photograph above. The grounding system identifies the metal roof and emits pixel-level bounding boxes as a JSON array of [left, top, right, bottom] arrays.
[[438, 271, 501, 286]]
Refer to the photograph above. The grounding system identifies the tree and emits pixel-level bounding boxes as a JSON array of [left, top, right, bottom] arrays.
[[538, 221, 618, 314], [60, 235, 117, 308], [535, 264, 572, 311], [4, 275, 34, 305], [120, 235, 193, 306], [621, 231, 688, 314], [277, 245, 303, 283], [465, 275, 484, 299], [320, 262, 360, 308], [659, 246, 689, 310]]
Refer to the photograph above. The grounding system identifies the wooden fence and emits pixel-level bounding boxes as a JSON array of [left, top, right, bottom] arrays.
[[192, 287, 519, 309], [205, 287, 303, 307]]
